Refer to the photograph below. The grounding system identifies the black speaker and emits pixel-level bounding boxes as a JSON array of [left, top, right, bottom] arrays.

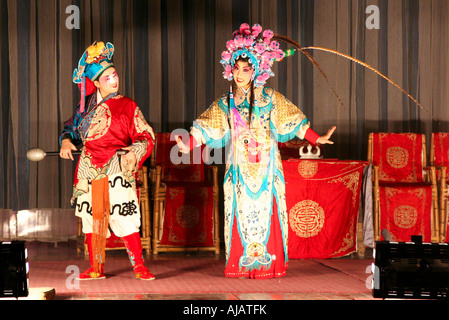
[[0, 241, 29, 298], [372, 235, 449, 299]]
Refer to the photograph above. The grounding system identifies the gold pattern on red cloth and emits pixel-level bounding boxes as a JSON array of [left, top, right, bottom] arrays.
[[386, 146, 409, 169], [84, 105, 111, 141], [289, 200, 325, 238], [284, 160, 366, 259], [329, 171, 361, 207], [372, 133, 423, 183], [297, 160, 319, 178], [161, 183, 214, 246], [372, 133, 432, 242], [176, 205, 200, 228], [393, 205, 418, 229], [380, 186, 431, 242]]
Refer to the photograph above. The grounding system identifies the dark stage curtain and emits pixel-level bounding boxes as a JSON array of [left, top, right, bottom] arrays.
[[1, 0, 449, 210]]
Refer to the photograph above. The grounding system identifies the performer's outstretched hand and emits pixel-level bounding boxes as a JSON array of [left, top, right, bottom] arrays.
[[175, 135, 190, 154], [60, 139, 78, 161], [318, 126, 336, 145]]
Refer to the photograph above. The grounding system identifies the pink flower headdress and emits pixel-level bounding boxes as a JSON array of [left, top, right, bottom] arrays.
[[220, 23, 285, 87]]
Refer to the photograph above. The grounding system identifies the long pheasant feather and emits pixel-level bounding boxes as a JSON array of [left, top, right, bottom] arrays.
[[274, 34, 429, 114]]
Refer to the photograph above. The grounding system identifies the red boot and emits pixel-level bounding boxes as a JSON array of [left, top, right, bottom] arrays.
[[77, 233, 106, 280], [123, 232, 155, 280]]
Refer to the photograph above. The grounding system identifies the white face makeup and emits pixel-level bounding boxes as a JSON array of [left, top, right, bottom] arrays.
[[95, 67, 119, 97], [233, 60, 254, 90], [103, 72, 118, 86]]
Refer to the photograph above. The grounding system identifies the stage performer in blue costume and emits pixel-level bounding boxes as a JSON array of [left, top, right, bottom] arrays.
[[59, 41, 156, 281], [176, 23, 336, 279]]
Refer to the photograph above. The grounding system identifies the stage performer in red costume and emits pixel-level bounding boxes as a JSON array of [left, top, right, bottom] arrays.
[[176, 23, 336, 279], [59, 41, 156, 281]]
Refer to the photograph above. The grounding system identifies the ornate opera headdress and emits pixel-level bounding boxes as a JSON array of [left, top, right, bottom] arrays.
[[72, 41, 115, 112], [220, 23, 285, 87]]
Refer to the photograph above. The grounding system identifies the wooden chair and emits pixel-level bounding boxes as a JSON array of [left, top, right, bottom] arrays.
[[149, 133, 220, 255], [367, 133, 439, 243], [430, 132, 449, 242], [77, 166, 152, 256]]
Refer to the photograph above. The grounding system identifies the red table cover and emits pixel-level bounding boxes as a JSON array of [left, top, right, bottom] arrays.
[[283, 159, 367, 259]]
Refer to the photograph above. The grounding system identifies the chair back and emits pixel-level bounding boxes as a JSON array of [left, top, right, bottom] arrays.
[[369, 133, 426, 183], [431, 132, 449, 169], [154, 133, 206, 182]]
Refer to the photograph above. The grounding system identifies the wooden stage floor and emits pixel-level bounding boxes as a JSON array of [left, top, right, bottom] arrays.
[[20, 239, 378, 301]]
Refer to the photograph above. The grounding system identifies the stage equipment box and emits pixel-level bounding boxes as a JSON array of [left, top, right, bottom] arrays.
[[372, 239, 449, 299], [0, 241, 29, 298]]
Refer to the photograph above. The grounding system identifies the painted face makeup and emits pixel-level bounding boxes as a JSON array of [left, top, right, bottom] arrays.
[[103, 72, 118, 86], [233, 60, 254, 89], [95, 67, 119, 97]]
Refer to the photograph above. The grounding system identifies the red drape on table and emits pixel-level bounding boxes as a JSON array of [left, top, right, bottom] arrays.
[[283, 160, 366, 259]]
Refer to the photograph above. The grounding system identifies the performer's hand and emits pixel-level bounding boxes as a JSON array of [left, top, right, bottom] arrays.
[[60, 139, 77, 161], [175, 135, 190, 154], [121, 146, 137, 171], [317, 126, 336, 145]]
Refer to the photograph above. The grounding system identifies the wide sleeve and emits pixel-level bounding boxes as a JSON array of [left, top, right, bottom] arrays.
[[59, 107, 83, 146], [190, 96, 231, 149], [128, 105, 156, 170], [269, 90, 311, 143]]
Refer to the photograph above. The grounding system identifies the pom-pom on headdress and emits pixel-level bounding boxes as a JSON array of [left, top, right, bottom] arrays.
[[72, 41, 115, 113], [220, 23, 285, 87]]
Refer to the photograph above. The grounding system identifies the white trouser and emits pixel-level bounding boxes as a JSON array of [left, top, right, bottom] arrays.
[[75, 172, 141, 237]]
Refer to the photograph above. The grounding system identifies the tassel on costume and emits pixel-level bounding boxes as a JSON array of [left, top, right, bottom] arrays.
[[91, 176, 110, 277]]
